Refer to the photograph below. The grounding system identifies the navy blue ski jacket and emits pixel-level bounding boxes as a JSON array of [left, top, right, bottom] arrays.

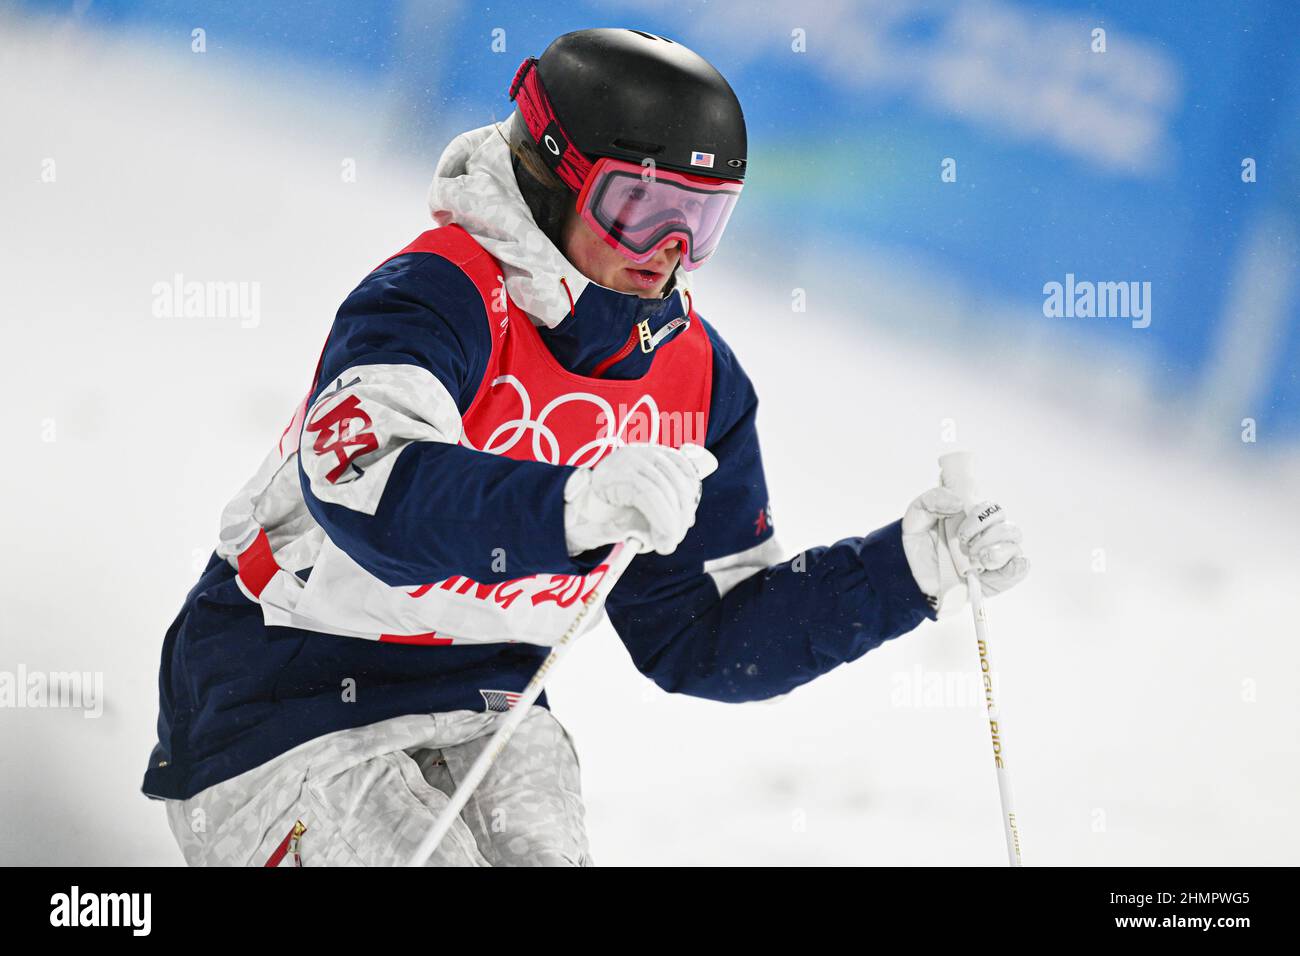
[[143, 135, 935, 803]]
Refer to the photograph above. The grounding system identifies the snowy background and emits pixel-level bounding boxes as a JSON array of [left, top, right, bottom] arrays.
[[2, 1, 1298, 865]]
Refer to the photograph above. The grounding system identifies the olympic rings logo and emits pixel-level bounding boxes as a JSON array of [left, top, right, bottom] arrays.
[[463, 374, 661, 468]]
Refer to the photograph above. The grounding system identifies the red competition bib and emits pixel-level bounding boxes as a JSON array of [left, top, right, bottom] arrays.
[[232, 226, 713, 647], [400, 226, 713, 466]]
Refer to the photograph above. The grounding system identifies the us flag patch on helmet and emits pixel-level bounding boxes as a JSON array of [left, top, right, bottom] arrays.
[[480, 689, 523, 713], [690, 150, 715, 168]]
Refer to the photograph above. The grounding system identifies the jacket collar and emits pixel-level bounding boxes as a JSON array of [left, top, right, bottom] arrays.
[[544, 279, 690, 378]]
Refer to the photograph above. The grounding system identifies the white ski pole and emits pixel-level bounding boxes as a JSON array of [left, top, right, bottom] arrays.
[[406, 536, 641, 867], [938, 451, 1024, 867]]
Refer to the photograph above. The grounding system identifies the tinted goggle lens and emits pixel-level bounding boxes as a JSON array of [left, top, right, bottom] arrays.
[[578, 160, 742, 270]]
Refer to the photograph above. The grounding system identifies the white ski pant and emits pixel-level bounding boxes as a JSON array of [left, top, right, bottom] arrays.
[[164, 708, 592, 866]]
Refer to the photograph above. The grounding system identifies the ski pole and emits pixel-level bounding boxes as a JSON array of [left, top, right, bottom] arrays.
[[938, 451, 1024, 867], [406, 536, 641, 867]]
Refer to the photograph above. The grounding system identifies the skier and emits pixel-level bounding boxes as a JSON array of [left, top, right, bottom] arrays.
[[143, 27, 1028, 866]]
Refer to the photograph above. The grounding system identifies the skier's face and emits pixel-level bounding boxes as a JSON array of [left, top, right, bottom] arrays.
[[561, 207, 681, 298]]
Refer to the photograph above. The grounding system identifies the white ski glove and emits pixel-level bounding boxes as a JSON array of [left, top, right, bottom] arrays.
[[901, 487, 1029, 614], [563, 443, 718, 556]]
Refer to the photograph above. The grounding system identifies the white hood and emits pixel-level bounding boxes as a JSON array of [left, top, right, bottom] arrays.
[[427, 114, 592, 329]]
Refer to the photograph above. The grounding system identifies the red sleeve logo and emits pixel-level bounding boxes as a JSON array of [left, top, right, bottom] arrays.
[[305, 392, 379, 484]]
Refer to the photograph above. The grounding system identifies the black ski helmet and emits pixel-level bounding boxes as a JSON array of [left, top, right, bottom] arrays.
[[506, 28, 747, 243]]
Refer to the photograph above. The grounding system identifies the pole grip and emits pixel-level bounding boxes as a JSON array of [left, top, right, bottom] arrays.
[[937, 451, 976, 580], [938, 450, 977, 504]]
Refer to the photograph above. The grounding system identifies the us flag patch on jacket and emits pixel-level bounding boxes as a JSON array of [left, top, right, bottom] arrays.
[[480, 689, 522, 713]]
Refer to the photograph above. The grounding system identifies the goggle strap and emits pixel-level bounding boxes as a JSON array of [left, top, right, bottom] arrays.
[[508, 56, 593, 193], [507, 57, 533, 101]]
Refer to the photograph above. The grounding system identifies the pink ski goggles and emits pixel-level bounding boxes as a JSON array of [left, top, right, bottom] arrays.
[[575, 157, 743, 272]]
